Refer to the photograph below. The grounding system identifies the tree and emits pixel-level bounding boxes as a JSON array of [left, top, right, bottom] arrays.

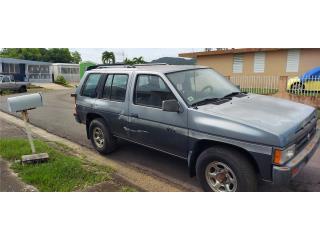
[[0, 48, 78, 63], [0, 48, 44, 61], [132, 56, 146, 64], [45, 48, 73, 63], [71, 51, 82, 64], [124, 56, 146, 65], [102, 51, 115, 64]]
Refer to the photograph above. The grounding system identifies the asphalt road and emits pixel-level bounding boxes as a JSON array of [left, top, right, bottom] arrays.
[[1, 89, 320, 191]]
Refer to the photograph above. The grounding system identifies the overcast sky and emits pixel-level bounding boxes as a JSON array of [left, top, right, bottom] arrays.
[[70, 48, 203, 63]]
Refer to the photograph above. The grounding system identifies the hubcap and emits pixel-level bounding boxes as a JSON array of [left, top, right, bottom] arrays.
[[205, 161, 238, 192], [93, 127, 105, 148]]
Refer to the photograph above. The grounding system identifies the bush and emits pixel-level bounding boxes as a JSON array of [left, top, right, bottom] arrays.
[[55, 75, 69, 87]]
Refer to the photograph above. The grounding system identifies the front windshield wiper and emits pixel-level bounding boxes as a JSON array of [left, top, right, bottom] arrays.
[[191, 97, 220, 107], [221, 91, 247, 99]]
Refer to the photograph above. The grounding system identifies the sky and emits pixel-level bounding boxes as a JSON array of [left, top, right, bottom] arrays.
[[70, 48, 203, 63]]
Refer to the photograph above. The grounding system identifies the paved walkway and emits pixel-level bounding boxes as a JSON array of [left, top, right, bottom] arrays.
[[0, 159, 37, 192]]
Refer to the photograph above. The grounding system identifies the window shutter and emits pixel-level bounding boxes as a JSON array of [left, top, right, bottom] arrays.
[[233, 54, 243, 73], [254, 52, 265, 73], [286, 49, 300, 72]]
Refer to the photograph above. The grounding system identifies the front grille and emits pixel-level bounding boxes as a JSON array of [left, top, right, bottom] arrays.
[[295, 124, 316, 153]]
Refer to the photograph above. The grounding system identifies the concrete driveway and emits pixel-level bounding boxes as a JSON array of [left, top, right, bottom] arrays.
[[1, 89, 320, 191]]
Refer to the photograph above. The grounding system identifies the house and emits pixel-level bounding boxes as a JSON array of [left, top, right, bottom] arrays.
[[0, 58, 81, 83], [179, 48, 320, 78], [0, 58, 52, 82], [51, 63, 80, 83]]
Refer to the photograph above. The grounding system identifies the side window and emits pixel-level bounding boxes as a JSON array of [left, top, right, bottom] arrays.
[[102, 74, 129, 102], [134, 74, 176, 108], [81, 73, 101, 98], [102, 75, 113, 99]]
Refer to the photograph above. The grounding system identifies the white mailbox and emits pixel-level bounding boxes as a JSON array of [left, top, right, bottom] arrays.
[[7, 93, 43, 113]]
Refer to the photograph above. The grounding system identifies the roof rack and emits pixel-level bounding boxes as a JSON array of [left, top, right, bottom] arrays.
[[87, 64, 134, 71], [133, 63, 168, 66], [87, 63, 169, 71]]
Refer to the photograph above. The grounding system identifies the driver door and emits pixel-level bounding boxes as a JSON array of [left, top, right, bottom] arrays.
[[127, 74, 188, 159]]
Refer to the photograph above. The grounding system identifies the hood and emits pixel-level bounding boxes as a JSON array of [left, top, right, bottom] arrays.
[[191, 94, 316, 147]]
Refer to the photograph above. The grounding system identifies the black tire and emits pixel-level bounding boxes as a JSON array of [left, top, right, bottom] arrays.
[[290, 83, 305, 93], [19, 86, 27, 93], [89, 118, 117, 154], [196, 146, 257, 192]]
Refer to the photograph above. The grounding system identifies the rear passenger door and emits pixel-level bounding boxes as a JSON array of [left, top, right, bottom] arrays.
[[94, 73, 130, 138], [128, 74, 188, 159]]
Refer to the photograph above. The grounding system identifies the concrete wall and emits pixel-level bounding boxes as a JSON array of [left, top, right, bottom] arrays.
[[196, 49, 320, 78]]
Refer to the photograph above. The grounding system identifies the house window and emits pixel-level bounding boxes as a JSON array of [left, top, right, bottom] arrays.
[[286, 49, 300, 73], [253, 52, 265, 73], [232, 54, 243, 73]]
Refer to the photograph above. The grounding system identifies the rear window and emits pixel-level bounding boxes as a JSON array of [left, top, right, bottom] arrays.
[[81, 73, 101, 98]]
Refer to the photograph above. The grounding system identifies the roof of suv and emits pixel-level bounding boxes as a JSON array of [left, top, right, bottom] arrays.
[[88, 65, 208, 74]]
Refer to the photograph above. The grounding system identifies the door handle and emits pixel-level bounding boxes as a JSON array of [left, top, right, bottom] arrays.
[[130, 113, 139, 118]]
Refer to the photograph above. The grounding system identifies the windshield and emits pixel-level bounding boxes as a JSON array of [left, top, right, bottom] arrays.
[[166, 68, 240, 105]]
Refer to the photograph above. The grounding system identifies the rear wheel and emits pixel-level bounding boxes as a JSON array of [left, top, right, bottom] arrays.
[[196, 146, 257, 192], [89, 118, 117, 154], [290, 83, 305, 93], [19, 86, 27, 93]]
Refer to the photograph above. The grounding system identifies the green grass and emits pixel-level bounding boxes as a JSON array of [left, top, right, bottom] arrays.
[[0, 139, 113, 192], [317, 109, 320, 119], [241, 88, 278, 95]]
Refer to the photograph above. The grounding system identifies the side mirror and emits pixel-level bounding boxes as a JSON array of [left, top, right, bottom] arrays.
[[162, 100, 180, 112]]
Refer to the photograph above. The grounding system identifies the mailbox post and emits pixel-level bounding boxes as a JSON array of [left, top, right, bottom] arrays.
[[21, 110, 36, 154], [7, 93, 49, 163]]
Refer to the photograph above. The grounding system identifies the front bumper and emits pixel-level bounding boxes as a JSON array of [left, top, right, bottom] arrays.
[[273, 129, 320, 185]]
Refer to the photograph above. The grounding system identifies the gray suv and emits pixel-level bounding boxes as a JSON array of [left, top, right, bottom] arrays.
[[73, 64, 320, 192]]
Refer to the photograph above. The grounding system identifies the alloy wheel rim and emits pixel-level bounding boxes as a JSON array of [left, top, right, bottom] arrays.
[[205, 161, 238, 192], [93, 127, 105, 148]]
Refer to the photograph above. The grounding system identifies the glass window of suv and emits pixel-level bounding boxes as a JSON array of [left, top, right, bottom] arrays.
[[134, 74, 176, 108], [102, 74, 129, 102], [102, 74, 113, 99], [81, 73, 101, 98]]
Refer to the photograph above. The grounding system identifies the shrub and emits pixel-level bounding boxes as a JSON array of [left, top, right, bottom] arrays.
[[55, 75, 69, 87]]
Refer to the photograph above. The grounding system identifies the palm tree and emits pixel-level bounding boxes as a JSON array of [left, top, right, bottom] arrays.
[[132, 56, 146, 64], [101, 51, 115, 64]]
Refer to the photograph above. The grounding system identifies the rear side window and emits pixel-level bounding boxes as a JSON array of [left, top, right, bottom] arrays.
[[102, 74, 129, 102], [81, 73, 101, 98]]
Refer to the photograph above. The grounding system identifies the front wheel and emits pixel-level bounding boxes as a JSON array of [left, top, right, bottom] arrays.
[[196, 146, 257, 192]]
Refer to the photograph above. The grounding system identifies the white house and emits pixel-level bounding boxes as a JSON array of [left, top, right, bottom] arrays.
[[52, 63, 80, 83]]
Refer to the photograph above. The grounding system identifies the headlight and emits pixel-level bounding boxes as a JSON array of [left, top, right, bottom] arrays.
[[273, 145, 296, 165]]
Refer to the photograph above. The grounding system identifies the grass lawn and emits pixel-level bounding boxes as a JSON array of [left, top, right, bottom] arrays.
[[318, 109, 320, 119], [0, 139, 113, 192]]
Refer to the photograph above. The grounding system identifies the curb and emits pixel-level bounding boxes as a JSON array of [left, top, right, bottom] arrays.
[[0, 111, 186, 192]]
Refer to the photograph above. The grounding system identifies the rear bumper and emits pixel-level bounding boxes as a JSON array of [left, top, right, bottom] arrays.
[[273, 129, 320, 185]]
